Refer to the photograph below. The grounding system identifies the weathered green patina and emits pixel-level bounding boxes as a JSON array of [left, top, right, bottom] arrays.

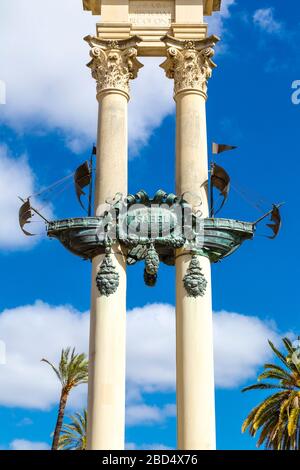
[[183, 255, 208, 298], [47, 215, 254, 263], [47, 190, 255, 296], [96, 246, 120, 297]]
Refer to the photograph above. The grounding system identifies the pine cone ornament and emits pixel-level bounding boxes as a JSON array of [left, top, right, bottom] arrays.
[[183, 255, 207, 298], [96, 248, 120, 296], [145, 243, 159, 276], [144, 269, 157, 287]]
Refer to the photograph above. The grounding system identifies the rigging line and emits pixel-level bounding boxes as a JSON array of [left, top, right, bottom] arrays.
[[231, 183, 266, 213], [36, 179, 75, 213], [232, 187, 263, 213], [46, 179, 75, 203], [30, 172, 75, 199], [232, 181, 272, 211], [34, 180, 72, 205], [33, 166, 96, 203]]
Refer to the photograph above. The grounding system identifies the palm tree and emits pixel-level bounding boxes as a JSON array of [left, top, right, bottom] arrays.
[[42, 347, 88, 450], [58, 409, 87, 450], [242, 337, 300, 450]]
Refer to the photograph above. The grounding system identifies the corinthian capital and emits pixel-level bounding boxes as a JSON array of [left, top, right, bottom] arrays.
[[160, 35, 220, 99], [84, 36, 143, 100]]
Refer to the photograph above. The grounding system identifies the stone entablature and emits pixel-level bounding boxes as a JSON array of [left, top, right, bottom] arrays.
[[129, 1, 175, 27], [83, 0, 221, 17], [82, 0, 222, 56]]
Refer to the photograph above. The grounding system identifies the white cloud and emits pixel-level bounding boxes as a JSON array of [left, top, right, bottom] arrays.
[[0, 0, 97, 152], [0, 301, 282, 413], [10, 439, 50, 450], [0, 301, 89, 409], [126, 442, 172, 450], [253, 8, 283, 34], [206, 0, 235, 37], [126, 404, 162, 426], [0, 145, 53, 250], [129, 60, 173, 155], [127, 304, 176, 392], [0, 0, 173, 154], [214, 311, 278, 387], [126, 403, 176, 426], [127, 303, 280, 392], [145, 443, 172, 450], [0, 0, 233, 155]]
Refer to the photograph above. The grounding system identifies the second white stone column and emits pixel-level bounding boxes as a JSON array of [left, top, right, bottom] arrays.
[[161, 35, 218, 450]]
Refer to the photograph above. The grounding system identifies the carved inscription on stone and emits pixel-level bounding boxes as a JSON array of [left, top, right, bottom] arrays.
[[129, 1, 175, 27]]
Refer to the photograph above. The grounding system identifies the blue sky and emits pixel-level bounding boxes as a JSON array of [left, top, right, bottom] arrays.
[[0, 0, 299, 451]]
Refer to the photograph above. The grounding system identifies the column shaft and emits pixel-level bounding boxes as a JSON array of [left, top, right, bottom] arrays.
[[88, 254, 127, 449], [161, 35, 219, 450], [175, 91, 209, 216], [85, 36, 143, 450], [94, 92, 128, 208], [87, 91, 128, 450], [176, 255, 215, 449], [175, 91, 215, 450]]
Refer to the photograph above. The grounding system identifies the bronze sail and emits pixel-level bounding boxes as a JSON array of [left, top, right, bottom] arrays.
[[19, 199, 34, 236], [211, 163, 231, 215], [253, 204, 283, 239], [267, 205, 282, 239], [74, 161, 91, 211]]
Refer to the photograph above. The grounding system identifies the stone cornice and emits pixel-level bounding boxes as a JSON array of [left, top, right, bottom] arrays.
[[204, 0, 222, 16], [82, 0, 223, 17], [85, 35, 144, 100], [82, 0, 101, 15], [160, 34, 220, 98]]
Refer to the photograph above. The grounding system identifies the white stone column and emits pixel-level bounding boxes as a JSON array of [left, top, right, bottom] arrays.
[[161, 35, 219, 450], [85, 36, 143, 450]]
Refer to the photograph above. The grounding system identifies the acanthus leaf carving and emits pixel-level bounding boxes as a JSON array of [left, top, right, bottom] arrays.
[[160, 35, 219, 98], [85, 36, 144, 99]]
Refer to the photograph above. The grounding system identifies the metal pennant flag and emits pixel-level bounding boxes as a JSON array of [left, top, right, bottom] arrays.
[[212, 143, 237, 155]]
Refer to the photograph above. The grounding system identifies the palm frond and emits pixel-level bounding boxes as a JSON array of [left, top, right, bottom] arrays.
[[41, 358, 62, 384], [58, 409, 87, 450], [42, 348, 88, 390], [268, 340, 290, 368], [257, 370, 295, 385], [257, 416, 279, 448], [242, 337, 300, 450], [242, 383, 281, 392], [288, 407, 300, 438], [282, 337, 294, 355]]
